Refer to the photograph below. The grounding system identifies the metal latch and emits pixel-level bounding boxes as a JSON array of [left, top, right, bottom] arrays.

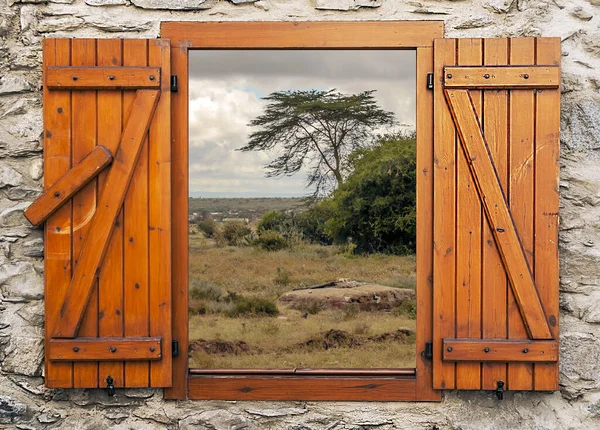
[[106, 376, 115, 397], [172, 339, 180, 357], [424, 342, 433, 359], [170, 75, 178, 93], [427, 73, 434, 90], [495, 380, 505, 400]]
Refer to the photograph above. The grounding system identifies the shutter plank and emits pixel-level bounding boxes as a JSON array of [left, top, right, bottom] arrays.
[[508, 38, 536, 390], [123, 39, 151, 388], [52, 89, 160, 339], [71, 38, 99, 389], [49, 338, 162, 361], [443, 339, 557, 362], [47, 66, 160, 89], [44, 38, 74, 388], [443, 66, 559, 89], [98, 38, 126, 388], [455, 39, 483, 390], [480, 39, 509, 390], [149, 39, 173, 387], [25, 146, 112, 226], [533, 37, 561, 391], [433, 38, 457, 390]]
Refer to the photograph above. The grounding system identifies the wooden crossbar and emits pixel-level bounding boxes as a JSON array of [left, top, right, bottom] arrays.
[[443, 66, 560, 89], [443, 339, 557, 362], [46, 66, 161, 89], [48, 337, 162, 361], [445, 89, 553, 340], [25, 146, 112, 226], [51, 90, 160, 339]]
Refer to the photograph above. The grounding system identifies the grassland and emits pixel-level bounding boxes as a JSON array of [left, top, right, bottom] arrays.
[[188, 232, 417, 369]]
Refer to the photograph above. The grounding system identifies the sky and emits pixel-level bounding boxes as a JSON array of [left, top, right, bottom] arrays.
[[188, 50, 416, 198]]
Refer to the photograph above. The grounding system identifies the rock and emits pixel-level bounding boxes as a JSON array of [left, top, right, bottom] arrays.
[[124, 389, 155, 399], [0, 261, 43, 300], [560, 332, 600, 397], [28, 159, 42, 181], [454, 17, 494, 29], [486, 0, 516, 13], [36, 15, 84, 33], [315, 0, 381, 11], [571, 6, 594, 20], [131, 0, 211, 10], [0, 202, 29, 228], [6, 188, 41, 201], [84, 15, 153, 32], [16, 301, 44, 328], [22, 238, 43, 258], [246, 408, 307, 417], [588, 0, 600, 6], [0, 165, 23, 188], [37, 410, 62, 424], [85, 0, 127, 5], [563, 99, 600, 151], [0, 396, 27, 425], [0, 76, 34, 95], [179, 410, 250, 430], [229, 0, 257, 3], [2, 335, 44, 376]]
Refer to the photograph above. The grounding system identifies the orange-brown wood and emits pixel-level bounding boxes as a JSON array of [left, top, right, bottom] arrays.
[[52, 89, 160, 339], [455, 39, 483, 390], [46, 66, 160, 89], [49, 338, 162, 361], [71, 38, 99, 389], [443, 339, 557, 362], [415, 46, 441, 401], [533, 37, 561, 391], [445, 89, 552, 340], [161, 21, 444, 401], [161, 21, 443, 48], [432, 38, 457, 391], [122, 39, 151, 388], [97, 38, 126, 388], [148, 39, 173, 388], [188, 376, 417, 401], [480, 38, 509, 391], [443, 66, 559, 89], [43, 38, 74, 388], [508, 38, 536, 390], [25, 146, 112, 226]]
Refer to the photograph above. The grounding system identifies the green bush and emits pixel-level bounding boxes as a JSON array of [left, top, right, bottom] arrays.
[[190, 280, 222, 301], [215, 221, 253, 247], [222, 292, 279, 317], [197, 218, 217, 237], [392, 297, 417, 320], [294, 204, 334, 245], [255, 230, 289, 251], [257, 210, 289, 232]]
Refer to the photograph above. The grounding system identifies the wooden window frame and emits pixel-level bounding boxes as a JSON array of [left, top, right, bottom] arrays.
[[160, 21, 444, 401]]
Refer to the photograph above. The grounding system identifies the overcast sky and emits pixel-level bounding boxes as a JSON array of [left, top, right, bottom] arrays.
[[189, 50, 416, 198]]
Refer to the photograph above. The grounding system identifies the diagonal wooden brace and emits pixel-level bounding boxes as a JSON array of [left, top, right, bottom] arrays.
[[25, 146, 113, 226], [445, 89, 553, 340], [52, 89, 160, 339]]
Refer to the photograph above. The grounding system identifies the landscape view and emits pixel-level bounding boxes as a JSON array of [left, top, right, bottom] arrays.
[[188, 50, 417, 369]]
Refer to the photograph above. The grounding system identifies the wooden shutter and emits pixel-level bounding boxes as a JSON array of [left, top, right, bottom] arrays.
[[432, 38, 560, 392], [32, 39, 172, 389]]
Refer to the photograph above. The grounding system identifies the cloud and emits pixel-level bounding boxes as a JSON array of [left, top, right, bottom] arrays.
[[188, 50, 416, 197]]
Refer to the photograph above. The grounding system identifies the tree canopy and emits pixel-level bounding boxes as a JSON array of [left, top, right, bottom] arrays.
[[239, 89, 395, 197]]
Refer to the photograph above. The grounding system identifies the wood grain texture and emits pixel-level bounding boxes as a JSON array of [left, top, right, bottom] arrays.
[[161, 21, 444, 48], [443, 339, 557, 362], [443, 66, 559, 89], [97, 38, 125, 388], [123, 39, 151, 388], [52, 89, 160, 339], [43, 38, 74, 388], [455, 39, 483, 390], [24, 146, 112, 226], [189, 376, 417, 401], [533, 37, 561, 391], [49, 337, 162, 361], [71, 38, 99, 389], [148, 39, 173, 388], [47, 66, 160, 89], [433, 38, 457, 391], [445, 89, 552, 340], [508, 38, 535, 390]]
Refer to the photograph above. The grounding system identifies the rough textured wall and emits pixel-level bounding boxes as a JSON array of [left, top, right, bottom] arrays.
[[0, 0, 599, 429]]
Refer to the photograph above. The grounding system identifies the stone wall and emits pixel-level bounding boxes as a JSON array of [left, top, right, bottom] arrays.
[[0, 0, 599, 428]]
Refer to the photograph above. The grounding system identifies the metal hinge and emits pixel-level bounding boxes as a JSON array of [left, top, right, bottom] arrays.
[[427, 73, 434, 90], [495, 380, 505, 400], [172, 339, 179, 357], [424, 342, 433, 360], [170, 75, 178, 93]]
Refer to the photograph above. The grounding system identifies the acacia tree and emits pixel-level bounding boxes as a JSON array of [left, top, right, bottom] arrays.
[[239, 89, 395, 197]]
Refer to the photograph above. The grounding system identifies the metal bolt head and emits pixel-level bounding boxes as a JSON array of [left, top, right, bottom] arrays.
[[54, 191, 60, 198], [72, 347, 79, 352], [446, 74, 453, 79], [484, 347, 490, 353], [150, 347, 156, 352], [522, 348, 529, 353], [524, 74, 530, 79], [108, 75, 115, 81], [149, 75, 156, 81], [446, 346, 453, 352], [109, 347, 117, 353], [72, 76, 78, 81], [484, 74, 490, 79]]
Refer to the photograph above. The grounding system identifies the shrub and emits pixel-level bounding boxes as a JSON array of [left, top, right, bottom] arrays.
[[222, 292, 279, 317], [392, 297, 417, 320], [273, 267, 290, 286], [215, 221, 253, 247], [255, 230, 289, 251], [197, 218, 217, 237], [190, 279, 222, 301], [257, 210, 289, 232], [294, 204, 334, 245]]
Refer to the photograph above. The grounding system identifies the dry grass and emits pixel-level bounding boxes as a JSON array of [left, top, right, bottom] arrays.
[[189, 233, 417, 369]]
